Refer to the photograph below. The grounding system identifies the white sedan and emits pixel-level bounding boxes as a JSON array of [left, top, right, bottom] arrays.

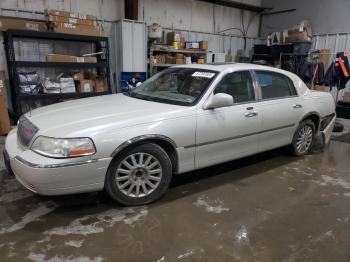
[[4, 64, 336, 205]]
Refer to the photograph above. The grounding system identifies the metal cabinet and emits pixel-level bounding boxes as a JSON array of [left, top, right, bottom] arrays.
[[114, 19, 147, 92]]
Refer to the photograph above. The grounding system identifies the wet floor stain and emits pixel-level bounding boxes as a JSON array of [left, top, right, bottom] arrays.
[[0, 140, 349, 261]]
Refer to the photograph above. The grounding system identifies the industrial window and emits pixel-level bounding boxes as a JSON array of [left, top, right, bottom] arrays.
[[214, 71, 255, 103], [256, 71, 296, 99]]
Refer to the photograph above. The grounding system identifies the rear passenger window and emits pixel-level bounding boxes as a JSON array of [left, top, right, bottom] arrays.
[[256, 71, 296, 99]]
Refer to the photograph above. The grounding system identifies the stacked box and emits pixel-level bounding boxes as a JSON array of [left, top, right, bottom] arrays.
[[46, 9, 105, 37], [0, 71, 10, 135], [77, 80, 94, 93], [47, 54, 97, 63], [0, 16, 47, 32]]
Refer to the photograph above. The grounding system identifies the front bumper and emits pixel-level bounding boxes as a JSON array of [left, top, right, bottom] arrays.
[[5, 129, 112, 196]]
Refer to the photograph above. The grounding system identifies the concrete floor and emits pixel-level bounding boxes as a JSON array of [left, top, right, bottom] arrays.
[[0, 127, 350, 262]]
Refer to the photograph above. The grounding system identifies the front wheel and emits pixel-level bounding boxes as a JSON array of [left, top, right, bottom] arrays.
[[290, 120, 315, 156], [105, 143, 172, 206]]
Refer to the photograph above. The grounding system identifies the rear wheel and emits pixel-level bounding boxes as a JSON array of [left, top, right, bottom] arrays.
[[105, 143, 172, 206], [290, 120, 315, 156]]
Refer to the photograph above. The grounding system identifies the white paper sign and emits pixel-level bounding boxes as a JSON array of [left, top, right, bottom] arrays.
[[192, 72, 215, 78], [83, 83, 91, 92], [77, 57, 85, 63]]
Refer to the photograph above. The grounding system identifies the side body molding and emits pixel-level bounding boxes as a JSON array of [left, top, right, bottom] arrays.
[[110, 134, 178, 158]]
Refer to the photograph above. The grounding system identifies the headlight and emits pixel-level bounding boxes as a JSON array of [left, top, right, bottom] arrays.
[[31, 136, 96, 158]]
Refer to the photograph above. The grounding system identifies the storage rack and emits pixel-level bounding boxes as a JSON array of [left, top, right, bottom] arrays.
[[3, 29, 111, 117], [149, 46, 208, 76]]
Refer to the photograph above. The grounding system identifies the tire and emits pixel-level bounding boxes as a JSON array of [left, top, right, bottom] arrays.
[[333, 122, 344, 133], [290, 120, 316, 156], [105, 143, 172, 206]]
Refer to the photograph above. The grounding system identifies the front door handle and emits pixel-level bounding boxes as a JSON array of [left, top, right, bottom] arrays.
[[293, 104, 302, 109], [244, 112, 258, 117]]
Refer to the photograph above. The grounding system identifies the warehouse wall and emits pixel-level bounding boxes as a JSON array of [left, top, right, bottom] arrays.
[[0, 0, 124, 21], [261, 0, 350, 36], [139, 0, 262, 37]]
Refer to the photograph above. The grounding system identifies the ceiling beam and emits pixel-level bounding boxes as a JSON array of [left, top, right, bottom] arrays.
[[261, 8, 297, 16], [198, 0, 271, 12]]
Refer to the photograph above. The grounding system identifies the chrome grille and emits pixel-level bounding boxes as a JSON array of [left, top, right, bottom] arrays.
[[17, 116, 39, 147]]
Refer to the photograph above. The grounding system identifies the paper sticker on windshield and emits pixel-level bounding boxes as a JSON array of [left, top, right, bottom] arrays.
[[192, 72, 215, 78]]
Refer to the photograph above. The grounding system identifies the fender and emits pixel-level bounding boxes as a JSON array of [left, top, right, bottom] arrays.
[[300, 111, 321, 131], [110, 134, 178, 158]]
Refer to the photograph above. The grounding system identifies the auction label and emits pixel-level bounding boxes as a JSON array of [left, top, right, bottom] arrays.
[[192, 72, 215, 78]]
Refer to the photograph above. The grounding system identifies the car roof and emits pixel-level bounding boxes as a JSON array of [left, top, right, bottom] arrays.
[[172, 63, 287, 74], [171, 63, 307, 95]]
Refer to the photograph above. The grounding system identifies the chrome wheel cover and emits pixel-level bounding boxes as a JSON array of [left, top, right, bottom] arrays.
[[116, 153, 162, 198], [296, 125, 313, 154]]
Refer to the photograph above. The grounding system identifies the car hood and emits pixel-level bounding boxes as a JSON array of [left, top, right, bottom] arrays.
[[25, 94, 192, 137]]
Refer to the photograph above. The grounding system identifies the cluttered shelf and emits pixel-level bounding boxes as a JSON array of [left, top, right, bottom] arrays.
[[3, 17, 111, 117], [10, 61, 108, 68], [147, 63, 176, 68], [150, 47, 208, 55], [18, 91, 110, 100], [148, 40, 210, 76]]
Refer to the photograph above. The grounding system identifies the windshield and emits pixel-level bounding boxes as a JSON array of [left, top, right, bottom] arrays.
[[128, 68, 218, 106]]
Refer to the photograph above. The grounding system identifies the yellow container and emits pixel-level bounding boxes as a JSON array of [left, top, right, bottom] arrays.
[[198, 58, 205, 64], [172, 41, 180, 49]]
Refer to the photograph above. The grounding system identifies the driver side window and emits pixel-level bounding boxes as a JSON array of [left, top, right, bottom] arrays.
[[214, 71, 255, 103]]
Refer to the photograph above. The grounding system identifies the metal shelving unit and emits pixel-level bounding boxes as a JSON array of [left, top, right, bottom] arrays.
[[9, 61, 108, 68], [149, 46, 208, 76], [150, 47, 208, 55], [3, 29, 111, 117]]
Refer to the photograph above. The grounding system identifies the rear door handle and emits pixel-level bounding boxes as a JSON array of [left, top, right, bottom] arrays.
[[293, 104, 302, 109], [244, 112, 258, 117]]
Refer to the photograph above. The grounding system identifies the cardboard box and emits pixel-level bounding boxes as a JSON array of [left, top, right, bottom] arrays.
[[46, 9, 97, 21], [77, 80, 94, 93], [0, 16, 47, 32], [176, 58, 184, 64], [47, 54, 97, 63], [0, 71, 11, 135], [314, 85, 328, 92], [94, 78, 108, 92], [343, 92, 350, 102], [288, 20, 312, 37], [50, 23, 105, 37], [154, 54, 166, 64], [165, 55, 177, 64], [320, 49, 331, 69], [286, 31, 311, 43], [185, 41, 200, 49], [48, 15, 97, 26], [48, 21, 100, 31], [167, 31, 181, 44], [73, 71, 85, 81], [200, 41, 208, 50]]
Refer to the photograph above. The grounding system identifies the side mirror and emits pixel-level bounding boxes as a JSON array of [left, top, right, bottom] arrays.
[[203, 93, 234, 110]]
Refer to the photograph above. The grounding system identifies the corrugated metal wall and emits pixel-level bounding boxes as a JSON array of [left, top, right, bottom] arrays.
[[312, 33, 350, 98], [313, 33, 350, 54]]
